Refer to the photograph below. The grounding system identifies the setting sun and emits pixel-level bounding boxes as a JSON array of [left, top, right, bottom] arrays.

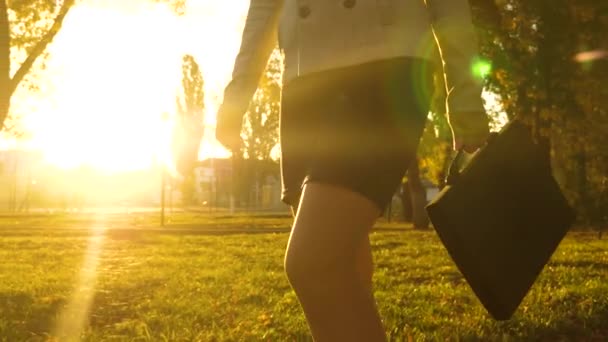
[[8, 0, 249, 172]]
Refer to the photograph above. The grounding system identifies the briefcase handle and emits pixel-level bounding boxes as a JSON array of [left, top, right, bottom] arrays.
[[445, 133, 499, 186], [446, 149, 466, 186]]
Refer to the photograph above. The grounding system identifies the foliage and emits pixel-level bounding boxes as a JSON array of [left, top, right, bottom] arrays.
[[172, 54, 205, 205], [8, 0, 66, 55], [416, 69, 453, 188], [468, 0, 608, 223], [240, 49, 281, 161], [1, 0, 76, 131], [233, 49, 282, 208], [0, 215, 606, 340], [1, 0, 185, 132], [416, 1, 608, 223]]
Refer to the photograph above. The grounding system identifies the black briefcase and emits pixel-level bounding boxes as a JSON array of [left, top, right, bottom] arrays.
[[425, 120, 576, 320]]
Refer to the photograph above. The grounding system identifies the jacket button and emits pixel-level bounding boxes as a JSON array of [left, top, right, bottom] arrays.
[[298, 6, 311, 18], [343, 0, 356, 9]]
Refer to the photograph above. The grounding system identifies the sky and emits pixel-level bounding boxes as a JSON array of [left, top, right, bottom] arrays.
[[5, 0, 250, 172]]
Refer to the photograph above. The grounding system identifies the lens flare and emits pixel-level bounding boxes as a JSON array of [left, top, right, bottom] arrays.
[[53, 216, 106, 340], [472, 59, 492, 79], [574, 50, 608, 63]]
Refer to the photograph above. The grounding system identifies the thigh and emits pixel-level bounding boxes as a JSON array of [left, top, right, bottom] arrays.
[[286, 182, 380, 270]]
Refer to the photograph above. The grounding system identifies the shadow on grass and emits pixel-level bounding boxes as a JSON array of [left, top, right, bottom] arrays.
[[0, 291, 66, 340], [550, 260, 608, 270], [88, 280, 162, 329], [150, 225, 292, 235], [0, 226, 293, 239], [493, 303, 608, 341], [210, 213, 292, 219]]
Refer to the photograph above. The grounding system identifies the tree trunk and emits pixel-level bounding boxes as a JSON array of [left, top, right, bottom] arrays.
[[576, 149, 589, 222], [408, 158, 430, 229], [0, 0, 9, 130], [400, 181, 413, 222]]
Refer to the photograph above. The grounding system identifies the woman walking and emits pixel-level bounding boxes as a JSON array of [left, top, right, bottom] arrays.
[[217, 1, 489, 340]]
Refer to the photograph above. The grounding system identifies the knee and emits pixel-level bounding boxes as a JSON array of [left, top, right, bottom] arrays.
[[284, 245, 349, 292], [284, 246, 314, 290]]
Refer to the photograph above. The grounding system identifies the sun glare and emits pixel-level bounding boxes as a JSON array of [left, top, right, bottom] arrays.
[[9, 0, 250, 172], [53, 216, 106, 340]]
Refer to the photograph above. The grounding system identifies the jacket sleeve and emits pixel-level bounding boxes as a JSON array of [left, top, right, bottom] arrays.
[[425, 0, 486, 115], [219, 0, 283, 118]]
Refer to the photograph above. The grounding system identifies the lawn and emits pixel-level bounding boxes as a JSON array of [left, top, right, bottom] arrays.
[[0, 213, 606, 341]]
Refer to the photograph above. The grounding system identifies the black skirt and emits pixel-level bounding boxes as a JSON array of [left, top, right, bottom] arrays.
[[280, 57, 434, 211]]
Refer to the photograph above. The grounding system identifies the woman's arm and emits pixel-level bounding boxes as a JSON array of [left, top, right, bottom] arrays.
[[216, 0, 282, 150], [426, 0, 485, 114], [220, 0, 283, 120], [425, 0, 489, 151]]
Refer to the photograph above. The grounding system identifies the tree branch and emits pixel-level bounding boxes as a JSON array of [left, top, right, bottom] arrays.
[[8, 0, 76, 96]]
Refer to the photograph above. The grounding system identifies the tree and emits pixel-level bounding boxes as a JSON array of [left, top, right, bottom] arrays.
[[1, 0, 188, 133], [240, 49, 281, 161], [399, 66, 453, 226], [1, 0, 76, 131], [172, 54, 205, 206], [234, 49, 281, 208], [399, 159, 430, 229], [398, 1, 608, 227], [468, 0, 608, 224]]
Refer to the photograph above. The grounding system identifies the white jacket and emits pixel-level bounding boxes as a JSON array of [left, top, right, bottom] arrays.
[[221, 0, 485, 117]]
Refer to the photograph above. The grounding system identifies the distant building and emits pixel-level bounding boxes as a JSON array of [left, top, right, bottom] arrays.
[[194, 158, 233, 207], [0, 149, 163, 212], [422, 178, 440, 201], [194, 158, 285, 210]]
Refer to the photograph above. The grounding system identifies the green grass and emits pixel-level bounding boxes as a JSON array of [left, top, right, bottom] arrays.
[[0, 213, 606, 341], [0, 211, 292, 231]]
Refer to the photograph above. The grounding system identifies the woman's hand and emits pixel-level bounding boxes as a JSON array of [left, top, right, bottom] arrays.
[[449, 111, 490, 153], [216, 102, 243, 152]]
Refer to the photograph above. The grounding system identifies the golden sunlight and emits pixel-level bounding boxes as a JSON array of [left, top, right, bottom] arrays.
[[12, 0, 249, 172], [53, 216, 106, 339]]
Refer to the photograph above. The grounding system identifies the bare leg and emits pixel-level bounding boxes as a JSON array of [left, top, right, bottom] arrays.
[[284, 182, 385, 342], [293, 204, 374, 292], [356, 234, 374, 293]]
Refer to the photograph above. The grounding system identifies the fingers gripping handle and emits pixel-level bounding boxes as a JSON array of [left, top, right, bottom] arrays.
[[445, 132, 498, 186], [446, 149, 466, 186]]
